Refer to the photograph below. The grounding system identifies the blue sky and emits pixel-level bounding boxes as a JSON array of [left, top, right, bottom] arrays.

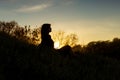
[[0, 0, 120, 44]]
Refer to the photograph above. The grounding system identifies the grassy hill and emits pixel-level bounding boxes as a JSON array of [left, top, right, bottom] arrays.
[[0, 32, 120, 80]]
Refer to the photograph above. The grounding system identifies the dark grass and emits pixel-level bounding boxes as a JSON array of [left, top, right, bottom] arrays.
[[0, 32, 120, 80]]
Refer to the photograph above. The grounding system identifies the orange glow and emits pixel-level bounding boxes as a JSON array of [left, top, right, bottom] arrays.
[[54, 41, 60, 49]]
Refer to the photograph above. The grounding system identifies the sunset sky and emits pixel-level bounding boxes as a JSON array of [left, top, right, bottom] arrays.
[[0, 0, 120, 44]]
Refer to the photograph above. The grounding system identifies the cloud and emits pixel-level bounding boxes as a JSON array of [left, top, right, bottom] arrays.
[[0, 0, 17, 2], [15, 3, 51, 13]]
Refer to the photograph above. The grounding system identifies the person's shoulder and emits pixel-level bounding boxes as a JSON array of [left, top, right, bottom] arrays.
[[48, 35, 51, 38]]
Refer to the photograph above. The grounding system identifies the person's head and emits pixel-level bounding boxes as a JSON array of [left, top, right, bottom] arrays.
[[41, 23, 51, 35]]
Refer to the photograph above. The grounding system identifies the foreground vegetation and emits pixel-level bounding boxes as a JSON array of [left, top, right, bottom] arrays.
[[0, 21, 120, 80]]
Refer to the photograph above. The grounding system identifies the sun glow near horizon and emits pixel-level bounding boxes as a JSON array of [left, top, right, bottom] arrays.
[[54, 41, 60, 49]]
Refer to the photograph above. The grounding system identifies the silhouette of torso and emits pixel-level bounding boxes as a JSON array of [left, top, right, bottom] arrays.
[[41, 34, 54, 48]]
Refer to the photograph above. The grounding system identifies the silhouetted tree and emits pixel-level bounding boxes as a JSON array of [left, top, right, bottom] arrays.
[[31, 27, 41, 45], [51, 31, 78, 48], [65, 33, 78, 47], [0, 21, 19, 35]]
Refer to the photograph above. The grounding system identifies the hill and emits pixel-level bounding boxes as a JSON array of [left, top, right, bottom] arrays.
[[0, 32, 120, 80]]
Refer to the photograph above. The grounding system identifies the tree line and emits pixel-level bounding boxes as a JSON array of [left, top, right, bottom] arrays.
[[0, 20, 120, 59], [73, 38, 120, 59], [0, 21, 78, 47]]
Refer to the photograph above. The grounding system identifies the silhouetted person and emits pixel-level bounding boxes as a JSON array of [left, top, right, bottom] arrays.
[[38, 23, 73, 57], [39, 23, 54, 49]]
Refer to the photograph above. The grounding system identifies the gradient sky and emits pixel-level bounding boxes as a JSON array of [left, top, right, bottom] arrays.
[[0, 0, 120, 44]]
